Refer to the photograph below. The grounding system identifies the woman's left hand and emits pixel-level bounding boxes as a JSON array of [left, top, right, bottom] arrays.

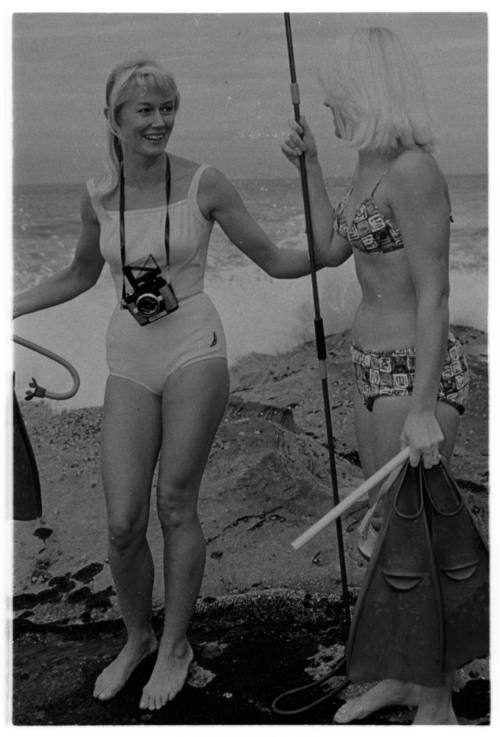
[[400, 410, 444, 468]]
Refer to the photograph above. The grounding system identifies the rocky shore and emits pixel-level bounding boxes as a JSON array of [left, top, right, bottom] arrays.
[[13, 324, 488, 621], [12, 325, 489, 724]]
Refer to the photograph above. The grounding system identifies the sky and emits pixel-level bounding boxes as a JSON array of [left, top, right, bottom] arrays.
[[11, 8, 488, 185]]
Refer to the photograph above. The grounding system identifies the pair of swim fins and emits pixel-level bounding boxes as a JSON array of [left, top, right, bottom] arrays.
[[346, 460, 489, 687], [13, 389, 42, 521]]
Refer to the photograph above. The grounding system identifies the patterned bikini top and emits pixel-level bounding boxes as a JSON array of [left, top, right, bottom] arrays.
[[334, 171, 453, 256], [334, 173, 404, 255]]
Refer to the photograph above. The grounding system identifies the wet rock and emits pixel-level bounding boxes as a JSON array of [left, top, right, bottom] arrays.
[[48, 574, 75, 593], [13, 593, 38, 611], [72, 563, 104, 584], [66, 586, 91, 605]]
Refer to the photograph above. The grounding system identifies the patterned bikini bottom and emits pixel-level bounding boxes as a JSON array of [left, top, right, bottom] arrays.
[[350, 334, 469, 414]]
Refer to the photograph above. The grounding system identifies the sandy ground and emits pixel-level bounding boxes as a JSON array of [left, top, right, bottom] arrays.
[[11, 324, 489, 724]]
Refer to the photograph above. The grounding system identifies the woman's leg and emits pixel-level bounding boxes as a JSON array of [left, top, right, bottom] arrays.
[[335, 396, 460, 724], [409, 399, 459, 725], [353, 391, 377, 492], [93, 376, 162, 700], [140, 358, 229, 710]]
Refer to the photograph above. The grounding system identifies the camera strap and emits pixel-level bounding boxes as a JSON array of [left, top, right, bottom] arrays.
[[119, 155, 172, 302]]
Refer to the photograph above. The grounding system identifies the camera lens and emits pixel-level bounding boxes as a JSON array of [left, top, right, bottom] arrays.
[[136, 293, 161, 316]]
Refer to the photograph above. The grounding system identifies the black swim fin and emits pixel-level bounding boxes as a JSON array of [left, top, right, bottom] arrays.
[[347, 462, 445, 687], [13, 389, 42, 521], [423, 462, 489, 671], [346, 460, 489, 687]]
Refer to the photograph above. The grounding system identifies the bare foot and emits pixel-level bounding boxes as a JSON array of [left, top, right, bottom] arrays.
[[413, 705, 458, 725], [139, 640, 193, 710], [413, 673, 457, 724], [333, 679, 420, 723], [93, 634, 158, 701]]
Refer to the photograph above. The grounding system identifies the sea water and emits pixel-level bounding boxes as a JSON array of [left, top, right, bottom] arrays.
[[13, 175, 487, 410]]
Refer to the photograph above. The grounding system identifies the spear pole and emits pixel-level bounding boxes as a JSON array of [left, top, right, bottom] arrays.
[[283, 13, 350, 627]]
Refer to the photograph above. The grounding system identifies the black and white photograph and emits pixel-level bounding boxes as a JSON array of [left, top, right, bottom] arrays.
[[9, 5, 490, 728]]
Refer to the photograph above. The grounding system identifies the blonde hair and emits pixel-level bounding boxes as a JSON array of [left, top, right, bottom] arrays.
[[319, 27, 434, 155], [97, 54, 180, 196]]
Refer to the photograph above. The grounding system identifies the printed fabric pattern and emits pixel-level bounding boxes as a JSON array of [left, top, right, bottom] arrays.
[[335, 189, 405, 254], [351, 336, 470, 413]]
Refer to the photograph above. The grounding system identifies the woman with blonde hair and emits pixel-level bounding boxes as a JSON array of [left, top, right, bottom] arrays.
[[282, 26, 469, 724], [15, 54, 313, 711]]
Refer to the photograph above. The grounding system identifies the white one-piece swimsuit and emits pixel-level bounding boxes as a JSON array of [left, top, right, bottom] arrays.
[[86, 163, 227, 394]]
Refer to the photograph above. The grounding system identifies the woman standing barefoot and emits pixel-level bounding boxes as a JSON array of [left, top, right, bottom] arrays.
[[282, 27, 469, 724], [15, 54, 313, 711]]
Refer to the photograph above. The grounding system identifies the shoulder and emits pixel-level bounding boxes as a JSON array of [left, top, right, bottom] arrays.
[[168, 154, 224, 207], [171, 157, 230, 192], [196, 166, 242, 217], [197, 165, 230, 189], [167, 154, 229, 191], [389, 149, 446, 199], [80, 184, 100, 227], [85, 172, 118, 213], [169, 153, 213, 186]]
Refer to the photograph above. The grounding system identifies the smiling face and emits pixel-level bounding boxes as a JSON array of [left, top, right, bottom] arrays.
[[115, 85, 177, 158]]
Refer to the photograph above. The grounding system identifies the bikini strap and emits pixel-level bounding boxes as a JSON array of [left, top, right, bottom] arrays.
[[370, 171, 388, 197], [337, 183, 353, 214]]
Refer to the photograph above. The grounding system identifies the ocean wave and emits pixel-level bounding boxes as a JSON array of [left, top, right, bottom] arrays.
[[12, 175, 488, 410]]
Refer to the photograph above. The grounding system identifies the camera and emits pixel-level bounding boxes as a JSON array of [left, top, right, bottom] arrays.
[[121, 255, 178, 326]]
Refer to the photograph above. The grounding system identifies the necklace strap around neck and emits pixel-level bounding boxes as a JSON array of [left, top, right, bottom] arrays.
[[119, 156, 171, 300]]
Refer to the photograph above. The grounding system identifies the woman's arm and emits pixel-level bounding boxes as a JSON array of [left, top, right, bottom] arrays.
[[14, 189, 105, 319], [389, 151, 451, 466], [199, 167, 312, 278], [281, 116, 352, 267]]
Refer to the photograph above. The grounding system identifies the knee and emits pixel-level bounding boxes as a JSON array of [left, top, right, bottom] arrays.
[[156, 482, 198, 531], [107, 516, 147, 554]]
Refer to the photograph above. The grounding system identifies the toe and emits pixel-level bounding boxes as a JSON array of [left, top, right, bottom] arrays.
[[93, 684, 110, 701], [96, 691, 113, 702], [333, 703, 355, 724], [147, 697, 156, 711], [153, 694, 163, 711]]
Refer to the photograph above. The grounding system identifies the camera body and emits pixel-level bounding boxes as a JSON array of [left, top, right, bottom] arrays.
[[121, 255, 178, 326]]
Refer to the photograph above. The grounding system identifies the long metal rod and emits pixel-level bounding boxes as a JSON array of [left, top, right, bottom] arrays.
[[283, 13, 350, 626]]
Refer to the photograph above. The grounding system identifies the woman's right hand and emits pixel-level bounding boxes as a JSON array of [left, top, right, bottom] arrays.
[[281, 115, 318, 169]]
